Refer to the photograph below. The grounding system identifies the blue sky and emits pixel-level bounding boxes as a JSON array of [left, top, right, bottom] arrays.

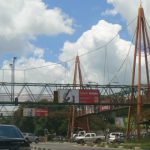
[[1, 0, 150, 114], [32, 0, 128, 62], [0, 0, 149, 84]]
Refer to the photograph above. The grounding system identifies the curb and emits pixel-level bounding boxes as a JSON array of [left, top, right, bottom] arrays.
[[31, 142, 144, 150], [31, 145, 51, 150]]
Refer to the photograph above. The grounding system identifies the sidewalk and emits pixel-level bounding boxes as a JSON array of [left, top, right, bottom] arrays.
[[31, 142, 143, 150]]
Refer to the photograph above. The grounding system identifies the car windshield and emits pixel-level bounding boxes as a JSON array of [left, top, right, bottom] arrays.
[[0, 125, 23, 138]]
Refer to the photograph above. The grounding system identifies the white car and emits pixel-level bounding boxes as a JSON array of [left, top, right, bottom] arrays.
[[75, 132, 105, 144], [23, 132, 39, 143], [108, 132, 124, 143]]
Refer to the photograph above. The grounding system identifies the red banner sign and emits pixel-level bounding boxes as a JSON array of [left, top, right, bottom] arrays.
[[79, 89, 100, 103], [99, 98, 111, 112], [35, 108, 48, 117]]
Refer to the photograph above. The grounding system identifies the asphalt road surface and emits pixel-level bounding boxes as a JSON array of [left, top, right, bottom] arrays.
[[31, 142, 124, 150]]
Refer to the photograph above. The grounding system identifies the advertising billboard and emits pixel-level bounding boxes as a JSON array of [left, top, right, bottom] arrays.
[[79, 89, 99, 103], [58, 89, 79, 103], [35, 108, 48, 117], [23, 108, 48, 117], [23, 108, 35, 117], [77, 105, 95, 116], [57, 89, 100, 104], [115, 117, 125, 128], [85, 105, 95, 114], [99, 98, 111, 112]]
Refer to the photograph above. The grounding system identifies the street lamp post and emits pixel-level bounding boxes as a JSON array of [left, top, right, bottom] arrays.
[[10, 57, 17, 102]]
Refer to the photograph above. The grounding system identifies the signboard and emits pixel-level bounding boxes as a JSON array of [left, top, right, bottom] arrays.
[[77, 105, 95, 116], [79, 89, 99, 103], [35, 108, 48, 117], [115, 117, 125, 127], [23, 108, 35, 117], [58, 89, 79, 103], [57, 89, 100, 104], [99, 98, 111, 112], [23, 108, 48, 117], [85, 105, 95, 114]]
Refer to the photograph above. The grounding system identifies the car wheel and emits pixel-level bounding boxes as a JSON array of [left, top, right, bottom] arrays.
[[79, 140, 85, 144], [96, 138, 101, 144], [35, 139, 39, 143], [25, 138, 30, 143]]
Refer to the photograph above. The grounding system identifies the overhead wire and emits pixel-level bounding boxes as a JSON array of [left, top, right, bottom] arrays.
[[0, 17, 137, 83], [23, 33, 119, 71], [109, 27, 137, 84], [103, 46, 107, 84], [3, 35, 117, 73], [20, 30, 119, 72], [123, 56, 132, 84], [146, 19, 150, 30], [23, 16, 137, 71]]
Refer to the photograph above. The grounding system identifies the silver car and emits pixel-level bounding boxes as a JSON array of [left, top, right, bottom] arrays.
[[23, 132, 39, 143], [108, 132, 124, 143]]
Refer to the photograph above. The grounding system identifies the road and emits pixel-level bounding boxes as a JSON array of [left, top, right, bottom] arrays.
[[31, 142, 125, 150]]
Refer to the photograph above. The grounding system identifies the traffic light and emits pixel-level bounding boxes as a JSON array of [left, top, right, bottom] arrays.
[[15, 97, 18, 106]]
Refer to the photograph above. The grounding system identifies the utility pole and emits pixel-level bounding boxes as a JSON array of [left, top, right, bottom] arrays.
[[10, 57, 17, 102]]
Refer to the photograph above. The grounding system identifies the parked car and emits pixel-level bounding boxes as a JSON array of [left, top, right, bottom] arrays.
[[108, 132, 124, 143], [53, 135, 65, 141], [0, 124, 31, 149], [74, 132, 105, 144], [23, 132, 39, 143], [72, 130, 86, 142]]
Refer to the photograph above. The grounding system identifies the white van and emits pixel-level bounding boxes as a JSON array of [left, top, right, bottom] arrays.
[[108, 132, 124, 143]]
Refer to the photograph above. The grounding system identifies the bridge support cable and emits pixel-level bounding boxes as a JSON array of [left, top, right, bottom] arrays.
[[127, 3, 150, 141]]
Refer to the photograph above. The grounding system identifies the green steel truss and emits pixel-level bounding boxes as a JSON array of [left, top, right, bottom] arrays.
[[0, 82, 148, 105]]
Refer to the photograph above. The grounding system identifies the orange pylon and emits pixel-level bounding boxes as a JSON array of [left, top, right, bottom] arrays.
[[67, 55, 90, 140], [127, 3, 150, 141]]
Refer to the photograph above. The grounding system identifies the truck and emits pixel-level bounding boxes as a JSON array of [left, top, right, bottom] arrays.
[[74, 132, 105, 144]]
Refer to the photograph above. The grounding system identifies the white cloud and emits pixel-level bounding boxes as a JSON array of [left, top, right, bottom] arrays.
[[106, 0, 150, 83], [106, 0, 150, 33], [60, 20, 122, 60], [1, 56, 67, 83], [101, 8, 118, 16], [59, 20, 134, 84], [0, 0, 74, 55], [0, 0, 149, 86], [0, 0, 74, 37], [0, 0, 74, 84], [5, 15, 134, 85], [33, 48, 44, 58]]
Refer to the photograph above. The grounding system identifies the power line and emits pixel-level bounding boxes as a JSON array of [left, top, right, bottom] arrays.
[[0, 17, 137, 73], [23, 17, 137, 71], [20, 32, 120, 71], [109, 27, 136, 84]]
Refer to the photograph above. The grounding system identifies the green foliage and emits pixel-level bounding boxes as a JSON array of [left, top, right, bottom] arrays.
[[0, 105, 127, 137], [12, 105, 69, 136], [3, 103, 149, 138]]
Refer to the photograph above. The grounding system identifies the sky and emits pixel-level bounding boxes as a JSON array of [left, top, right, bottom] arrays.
[[0, 0, 150, 85]]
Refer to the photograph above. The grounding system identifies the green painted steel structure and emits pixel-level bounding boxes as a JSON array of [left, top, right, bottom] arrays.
[[0, 82, 148, 106]]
